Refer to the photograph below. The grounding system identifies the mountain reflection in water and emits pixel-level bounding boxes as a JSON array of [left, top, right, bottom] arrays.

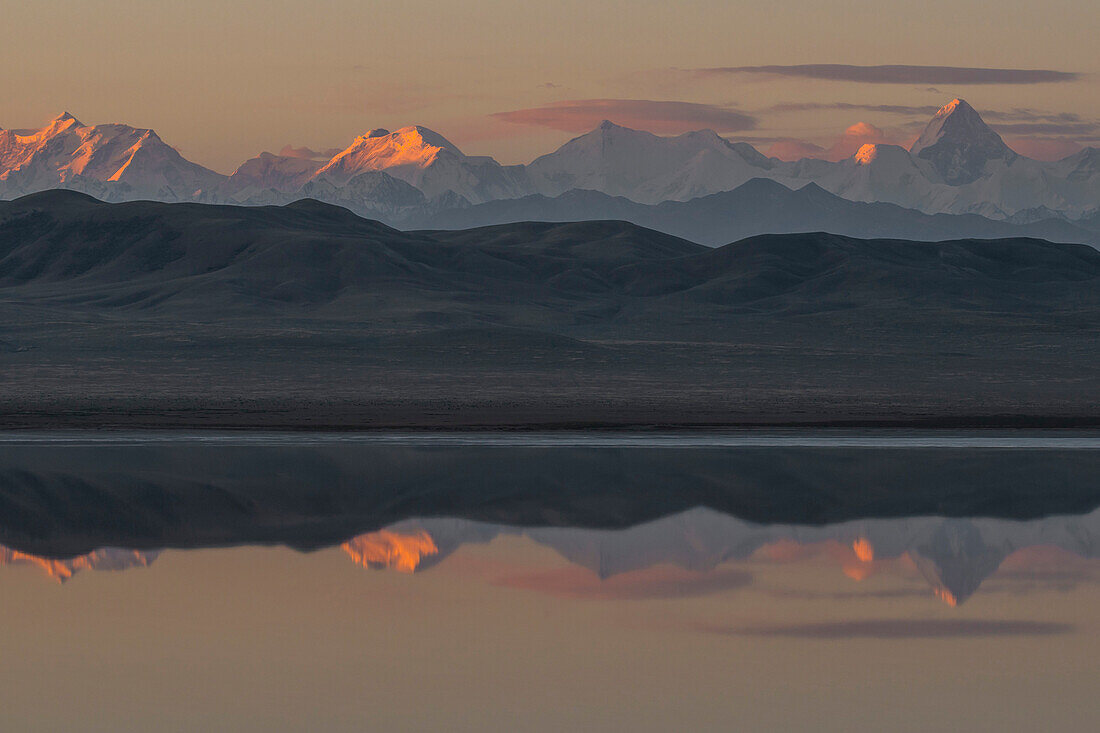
[[5, 507, 1098, 608], [0, 546, 159, 582], [332, 508, 1100, 606], [0, 433, 1098, 607], [2, 434, 1099, 733]]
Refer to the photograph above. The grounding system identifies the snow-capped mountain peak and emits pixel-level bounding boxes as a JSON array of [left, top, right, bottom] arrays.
[[314, 126, 462, 184], [909, 98, 1015, 185], [0, 113, 224, 200], [849, 142, 917, 169], [222, 151, 325, 201], [527, 121, 776, 203], [1057, 146, 1100, 182], [311, 125, 526, 203], [41, 111, 83, 135], [4, 98, 1099, 223], [853, 143, 881, 165], [316, 125, 464, 184], [911, 99, 1002, 149]]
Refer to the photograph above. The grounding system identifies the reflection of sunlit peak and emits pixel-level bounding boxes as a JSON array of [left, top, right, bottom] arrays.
[[938, 98, 966, 116], [932, 587, 959, 607], [840, 537, 877, 581], [852, 537, 875, 563], [842, 563, 874, 582], [0, 546, 157, 583], [342, 530, 439, 574]]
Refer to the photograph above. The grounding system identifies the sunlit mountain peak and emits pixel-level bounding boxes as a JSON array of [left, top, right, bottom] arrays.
[[318, 125, 464, 181], [852, 537, 875, 563], [0, 546, 159, 583], [932, 587, 960, 607], [342, 530, 439, 574]]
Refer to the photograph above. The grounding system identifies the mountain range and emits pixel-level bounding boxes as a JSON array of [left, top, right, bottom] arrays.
[[4, 190, 1097, 328], [422, 178, 1100, 246], [2, 100, 1098, 243], [358, 506, 1100, 606], [7, 505, 1096, 606], [0, 437, 1097, 605], [2, 191, 1099, 428]]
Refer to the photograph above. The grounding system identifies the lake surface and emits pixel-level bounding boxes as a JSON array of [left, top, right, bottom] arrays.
[[1, 432, 1098, 732]]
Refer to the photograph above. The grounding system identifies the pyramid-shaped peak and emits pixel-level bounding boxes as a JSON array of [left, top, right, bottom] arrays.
[[910, 98, 1013, 184], [911, 99, 1003, 154], [939, 98, 974, 116], [589, 120, 646, 137], [47, 111, 84, 129]]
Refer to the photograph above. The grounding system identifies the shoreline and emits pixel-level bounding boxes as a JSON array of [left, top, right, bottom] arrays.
[[2, 413, 1099, 431]]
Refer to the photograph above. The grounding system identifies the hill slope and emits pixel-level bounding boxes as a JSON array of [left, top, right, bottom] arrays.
[[1, 193, 1098, 427], [421, 179, 1099, 247]]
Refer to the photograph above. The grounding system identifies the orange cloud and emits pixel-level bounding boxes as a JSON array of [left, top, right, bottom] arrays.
[[342, 530, 439, 574], [766, 122, 890, 162], [828, 122, 888, 160]]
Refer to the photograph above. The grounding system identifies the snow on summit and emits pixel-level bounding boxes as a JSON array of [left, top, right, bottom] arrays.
[[2, 101, 1098, 219], [525, 120, 776, 204], [909, 98, 1016, 185], [0, 112, 224, 201], [314, 126, 464, 184], [312, 125, 527, 203]]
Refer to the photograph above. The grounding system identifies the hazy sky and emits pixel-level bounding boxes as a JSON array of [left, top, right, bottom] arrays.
[[2, 0, 1098, 171]]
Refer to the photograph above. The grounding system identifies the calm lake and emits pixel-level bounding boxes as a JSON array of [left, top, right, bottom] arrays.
[[1, 431, 1098, 732]]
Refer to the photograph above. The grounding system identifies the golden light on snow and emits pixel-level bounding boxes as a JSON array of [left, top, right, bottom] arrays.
[[341, 530, 440, 574]]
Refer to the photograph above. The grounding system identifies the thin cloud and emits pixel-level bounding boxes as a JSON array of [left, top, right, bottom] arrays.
[[767, 102, 943, 116], [1007, 136, 1084, 160], [760, 102, 1100, 160], [693, 65, 1080, 85], [763, 588, 932, 601], [692, 619, 1072, 639], [491, 99, 757, 134], [982, 109, 1084, 123], [990, 121, 1100, 136], [766, 103, 1094, 127]]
